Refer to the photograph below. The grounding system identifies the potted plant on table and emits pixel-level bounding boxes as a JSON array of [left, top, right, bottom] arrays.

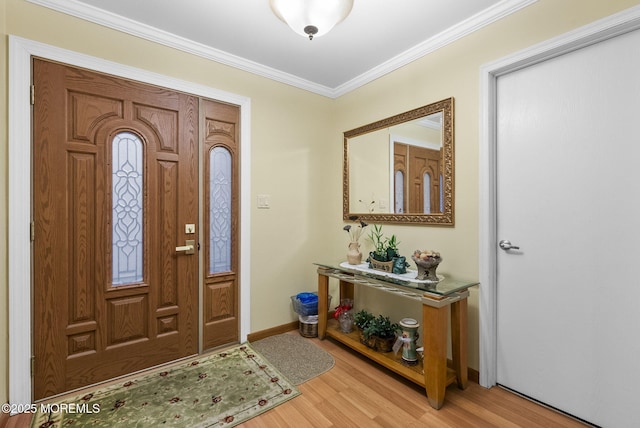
[[363, 314, 400, 352], [367, 225, 409, 274]]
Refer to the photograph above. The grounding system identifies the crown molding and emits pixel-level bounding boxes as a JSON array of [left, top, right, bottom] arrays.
[[27, 0, 536, 98], [26, 0, 338, 97], [333, 0, 537, 97]]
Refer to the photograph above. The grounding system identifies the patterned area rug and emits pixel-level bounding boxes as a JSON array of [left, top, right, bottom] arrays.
[[251, 333, 335, 385], [30, 344, 299, 428]]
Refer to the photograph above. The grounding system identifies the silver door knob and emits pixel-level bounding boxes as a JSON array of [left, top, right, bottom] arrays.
[[499, 240, 520, 250]]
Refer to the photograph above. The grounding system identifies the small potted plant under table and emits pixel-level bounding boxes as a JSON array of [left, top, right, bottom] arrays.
[[363, 314, 400, 352], [353, 309, 375, 346]]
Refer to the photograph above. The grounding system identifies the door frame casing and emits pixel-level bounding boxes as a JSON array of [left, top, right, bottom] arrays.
[[478, 5, 640, 388], [8, 36, 252, 405]]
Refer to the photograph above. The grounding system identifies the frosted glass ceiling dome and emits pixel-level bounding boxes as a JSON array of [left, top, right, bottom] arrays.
[[270, 0, 354, 40]]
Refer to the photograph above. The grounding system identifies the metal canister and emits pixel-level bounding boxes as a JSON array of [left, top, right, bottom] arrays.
[[399, 318, 420, 364]]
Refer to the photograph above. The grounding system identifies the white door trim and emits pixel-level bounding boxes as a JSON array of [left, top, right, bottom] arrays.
[[478, 5, 640, 388], [8, 35, 252, 405]]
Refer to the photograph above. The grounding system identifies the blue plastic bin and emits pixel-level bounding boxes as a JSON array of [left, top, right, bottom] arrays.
[[291, 292, 331, 316]]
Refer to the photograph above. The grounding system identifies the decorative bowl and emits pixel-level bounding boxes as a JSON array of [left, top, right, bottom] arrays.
[[411, 251, 442, 282]]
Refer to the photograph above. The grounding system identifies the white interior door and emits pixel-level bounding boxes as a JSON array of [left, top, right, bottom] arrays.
[[496, 27, 640, 428]]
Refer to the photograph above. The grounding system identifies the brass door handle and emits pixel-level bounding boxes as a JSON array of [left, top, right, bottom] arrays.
[[176, 240, 195, 255]]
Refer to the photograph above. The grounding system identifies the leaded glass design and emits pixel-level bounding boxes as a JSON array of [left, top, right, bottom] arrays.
[[394, 170, 404, 213], [424, 173, 431, 214], [112, 132, 144, 285], [209, 147, 232, 274]]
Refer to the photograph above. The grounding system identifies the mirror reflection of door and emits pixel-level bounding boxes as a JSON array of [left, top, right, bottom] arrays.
[[346, 103, 450, 221], [393, 143, 408, 213], [394, 142, 442, 214]]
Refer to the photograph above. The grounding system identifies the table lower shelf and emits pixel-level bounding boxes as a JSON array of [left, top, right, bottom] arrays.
[[324, 319, 457, 389]]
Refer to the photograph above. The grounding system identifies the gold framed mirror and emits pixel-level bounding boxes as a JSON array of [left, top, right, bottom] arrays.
[[343, 97, 454, 225]]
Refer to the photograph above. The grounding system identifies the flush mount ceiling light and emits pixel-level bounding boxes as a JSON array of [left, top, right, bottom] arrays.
[[269, 0, 354, 40]]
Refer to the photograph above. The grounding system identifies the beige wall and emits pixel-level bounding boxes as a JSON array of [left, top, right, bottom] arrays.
[[330, 0, 639, 372], [1, 0, 638, 404]]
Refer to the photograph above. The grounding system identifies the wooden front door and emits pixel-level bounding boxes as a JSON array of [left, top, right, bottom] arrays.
[[202, 99, 240, 350], [33, 59, 199, 399]]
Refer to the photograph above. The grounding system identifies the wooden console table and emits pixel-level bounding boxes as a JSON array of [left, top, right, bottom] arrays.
[[315, 262, 478, 409]]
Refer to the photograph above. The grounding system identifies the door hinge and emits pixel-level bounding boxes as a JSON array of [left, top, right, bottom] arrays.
[[30, 85, 35, 105], [30, 221, 35, 242], [31, 356, 35, 377]]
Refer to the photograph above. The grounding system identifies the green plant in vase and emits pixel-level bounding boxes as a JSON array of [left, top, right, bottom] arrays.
[[366, 225, 409, 274], [353, 309, 375, 344], [364, 314, 399, 339], [385, 234, 400, 261], [368, 224, 389, 262], [363, 314, 400, 352], [353, 309, 375, 330]]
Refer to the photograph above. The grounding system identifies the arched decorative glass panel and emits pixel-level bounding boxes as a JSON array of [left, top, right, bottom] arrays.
[[209, 147, 232, 274], [112, 132, 144, 285], [394, 170, 404, 213], [423, 173, 431, 214]]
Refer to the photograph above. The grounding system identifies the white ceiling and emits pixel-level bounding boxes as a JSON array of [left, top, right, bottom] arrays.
[[29, 0, 536, 97]]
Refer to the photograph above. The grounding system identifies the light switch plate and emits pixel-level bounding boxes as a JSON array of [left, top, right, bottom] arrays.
[[257, 194, 271, 209]]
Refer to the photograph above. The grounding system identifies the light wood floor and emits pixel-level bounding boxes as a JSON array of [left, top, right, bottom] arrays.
[[239, 333, 588, 428], [3, 332, 588, 428]]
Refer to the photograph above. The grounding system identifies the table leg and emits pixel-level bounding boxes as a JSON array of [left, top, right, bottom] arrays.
[[339, 279, 354, 303], [451, 297, 468, 389], [422, 303, 448, 410], [317, 273, 329, 339]]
